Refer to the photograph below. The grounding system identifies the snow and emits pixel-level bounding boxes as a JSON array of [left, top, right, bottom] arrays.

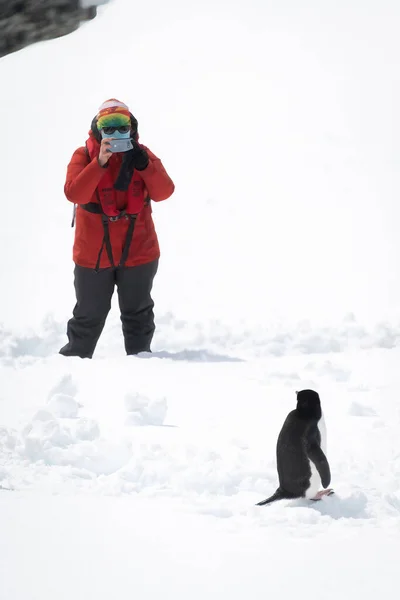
[[2, 495, 398, 600], [1, 0, 400, 598], [1, 346, 400, 597]]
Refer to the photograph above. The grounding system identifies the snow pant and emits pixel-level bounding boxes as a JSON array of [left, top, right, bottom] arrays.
[[59, 259, 159, 358]]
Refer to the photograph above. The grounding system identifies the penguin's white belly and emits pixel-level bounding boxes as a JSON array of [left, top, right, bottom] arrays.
[[305, 413, 327, 499], [319, 413, 327, 455], [305, 460, 321, 498]]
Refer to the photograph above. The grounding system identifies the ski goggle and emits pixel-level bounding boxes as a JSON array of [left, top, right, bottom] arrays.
[[101, 125, 131, 135]]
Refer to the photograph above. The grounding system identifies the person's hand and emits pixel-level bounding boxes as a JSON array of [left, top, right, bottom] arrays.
[[98, 138, 112, 167], [131, 141, 149, 171]]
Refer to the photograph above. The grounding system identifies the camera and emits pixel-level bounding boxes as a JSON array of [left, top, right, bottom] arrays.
[[109, 138, 134, 153]]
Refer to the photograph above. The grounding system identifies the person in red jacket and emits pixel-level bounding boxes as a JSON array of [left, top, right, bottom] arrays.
[[59, 98, 175, 359]]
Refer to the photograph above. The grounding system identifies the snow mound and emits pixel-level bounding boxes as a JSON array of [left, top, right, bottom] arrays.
[[47, 373, 78, 400], [124, 392, 168, 426], [20, 408, 129, 476], [47, 393, 79, 418]]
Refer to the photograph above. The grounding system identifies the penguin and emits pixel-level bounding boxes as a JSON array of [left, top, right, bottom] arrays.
[[256, 389, 333, 506]]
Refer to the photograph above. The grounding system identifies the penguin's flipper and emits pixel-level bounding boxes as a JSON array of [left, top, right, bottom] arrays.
[[307, 444, 331, 488], [256, 488, 286, 506]]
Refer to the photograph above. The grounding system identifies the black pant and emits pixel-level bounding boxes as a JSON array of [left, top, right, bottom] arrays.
[[59, 260, 159, 358]]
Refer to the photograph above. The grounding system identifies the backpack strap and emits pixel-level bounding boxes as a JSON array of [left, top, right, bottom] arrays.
[[74, 145, 138, 271]]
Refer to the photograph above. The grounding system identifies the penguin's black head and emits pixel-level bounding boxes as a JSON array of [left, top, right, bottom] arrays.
[[295, 389, 322, 420]]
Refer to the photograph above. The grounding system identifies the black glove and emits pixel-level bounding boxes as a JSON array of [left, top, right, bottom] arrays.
[[114, 141, 149, 191], [131, 141, 149, 171]]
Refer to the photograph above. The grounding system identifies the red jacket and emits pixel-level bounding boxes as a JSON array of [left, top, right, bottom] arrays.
[[64, 134, 175, 269]]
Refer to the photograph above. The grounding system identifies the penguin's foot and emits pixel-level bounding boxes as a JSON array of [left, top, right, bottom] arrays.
[[310, 488, 334, 501]]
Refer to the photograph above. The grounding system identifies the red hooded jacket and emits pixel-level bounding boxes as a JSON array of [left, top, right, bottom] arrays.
[[64, 133, 175, 269]]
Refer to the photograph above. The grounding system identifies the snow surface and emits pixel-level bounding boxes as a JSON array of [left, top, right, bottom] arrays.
[[1, 0, 400, 598]]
